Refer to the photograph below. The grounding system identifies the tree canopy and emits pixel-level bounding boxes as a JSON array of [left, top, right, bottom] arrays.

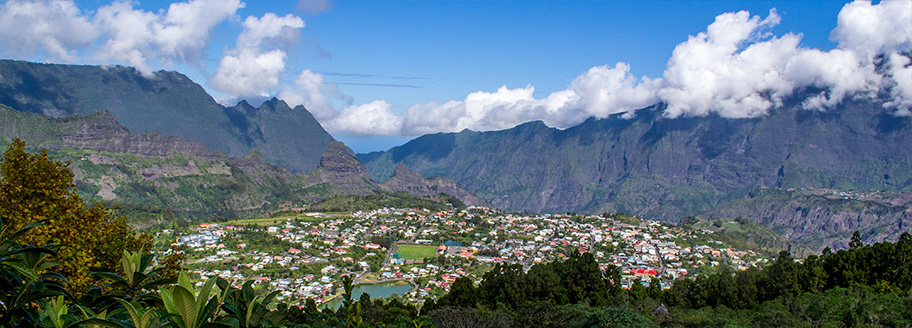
[[0, 139, 149, 291]]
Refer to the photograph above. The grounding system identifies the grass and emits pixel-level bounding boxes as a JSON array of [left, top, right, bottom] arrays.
[[395, 245, 438, 260]]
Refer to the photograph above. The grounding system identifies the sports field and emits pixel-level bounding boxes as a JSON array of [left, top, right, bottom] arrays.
[[396, 245, 438, 259]]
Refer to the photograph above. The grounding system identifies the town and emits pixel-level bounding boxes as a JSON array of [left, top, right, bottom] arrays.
[[159, 206, 768, 307]]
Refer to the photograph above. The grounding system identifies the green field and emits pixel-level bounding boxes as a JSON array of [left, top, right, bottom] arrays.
[[395, 245, 438, 260]]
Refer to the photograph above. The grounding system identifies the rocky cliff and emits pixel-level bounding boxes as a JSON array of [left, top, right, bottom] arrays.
[[303, 141, 380, 196]]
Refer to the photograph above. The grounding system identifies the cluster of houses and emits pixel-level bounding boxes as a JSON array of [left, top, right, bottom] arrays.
[[168, 206, 768, 306]]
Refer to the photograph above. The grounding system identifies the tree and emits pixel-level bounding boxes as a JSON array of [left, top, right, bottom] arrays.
[[0, 139, 150, 291], [849, 231, 864, 250]]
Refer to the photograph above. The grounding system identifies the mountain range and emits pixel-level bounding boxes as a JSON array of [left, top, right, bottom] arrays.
[[1, 59, 910, 250], [0, 59, 332, 173], [359, 98, 912, 250]]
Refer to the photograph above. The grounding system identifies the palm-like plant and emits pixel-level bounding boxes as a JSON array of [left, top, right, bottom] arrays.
[[159, 272, 232, 328], [219, 280, 283, 328], [94, 250, 176, 305], [114, 298, 165, 328], [36, 295, 122, 328], [0, 218, 71, 327]]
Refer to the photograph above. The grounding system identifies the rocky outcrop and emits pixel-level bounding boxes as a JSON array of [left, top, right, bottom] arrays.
[[304, 141, 380, 196], [382, 164, 486, 206], [0, 107, 225, 160], [59, 111, 225, 161]]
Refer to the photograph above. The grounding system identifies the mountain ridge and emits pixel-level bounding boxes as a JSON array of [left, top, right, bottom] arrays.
[[359, 97, 912, 247], [0, 59, 333, 173]]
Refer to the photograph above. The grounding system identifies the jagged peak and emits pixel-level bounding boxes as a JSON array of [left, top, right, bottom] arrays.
[[318, 141, 362, 169], [260, 97, 292, 112], [390, 163, 424, 180], [242, 149, 264, 160]]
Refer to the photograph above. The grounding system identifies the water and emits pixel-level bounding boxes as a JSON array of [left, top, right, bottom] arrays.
[[320, 281, 414, 310]]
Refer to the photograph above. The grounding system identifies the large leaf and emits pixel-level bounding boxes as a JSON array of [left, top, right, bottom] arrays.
[[170, 286, 200, 328]]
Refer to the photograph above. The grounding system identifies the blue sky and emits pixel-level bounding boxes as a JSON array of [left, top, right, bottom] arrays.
[[0, 0, 910, 153]]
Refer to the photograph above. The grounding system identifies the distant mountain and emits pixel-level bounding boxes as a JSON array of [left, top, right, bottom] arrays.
[[0, 59, 333, 173], [359, 97, 912, 246]]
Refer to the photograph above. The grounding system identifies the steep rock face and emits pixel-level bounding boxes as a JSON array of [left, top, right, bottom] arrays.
[[0, 60, 333, 173], [360, 98, 912, 230], [304, 141, 380, 196], [59, 112, 225, 161], [700, 190, 912, 251], [0, 107, 305, 220], [382, 164, 486, 206], [0, 107, 223, 160]]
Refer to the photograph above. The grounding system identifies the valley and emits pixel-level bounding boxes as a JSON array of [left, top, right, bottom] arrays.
[[164, 207, 773, 306]]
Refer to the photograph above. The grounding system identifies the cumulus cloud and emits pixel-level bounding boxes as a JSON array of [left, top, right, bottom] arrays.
[[657, 1, 907, 118], [885, 52, 912, 115], [327, 100, 402, 136], [831, 0, 912, 61], [211, 13, 305, 98], [0, 0, 97, 61], [94, 0, 243, 75], [324, 62, 659, 136], [278, 69, 349, 120], [0, 0, 243, 74]]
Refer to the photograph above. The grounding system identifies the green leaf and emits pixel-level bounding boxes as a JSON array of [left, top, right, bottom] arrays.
[[171, 286, 200, 328]]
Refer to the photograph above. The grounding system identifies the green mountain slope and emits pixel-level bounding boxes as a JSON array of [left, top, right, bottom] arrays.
[[359, 98, 912, 247], [0, 59, 333, 173]]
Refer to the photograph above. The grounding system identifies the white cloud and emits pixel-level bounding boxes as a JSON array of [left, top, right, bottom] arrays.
[[327, 100, 402, 136], [211, 48, 286, 97], [236, 13, 304, 49], [0, 0, 243, 75], [211, 12, 305, 98], [658, 9, 796, 118], [571, 63, 660, 119], [326, 63, 661, 137], [94, 0, 243, 75], [885, 52, 912, 115], [0, 0, 98, 61], [278, 69, 348, 120], [831, 0, 912, 61]]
